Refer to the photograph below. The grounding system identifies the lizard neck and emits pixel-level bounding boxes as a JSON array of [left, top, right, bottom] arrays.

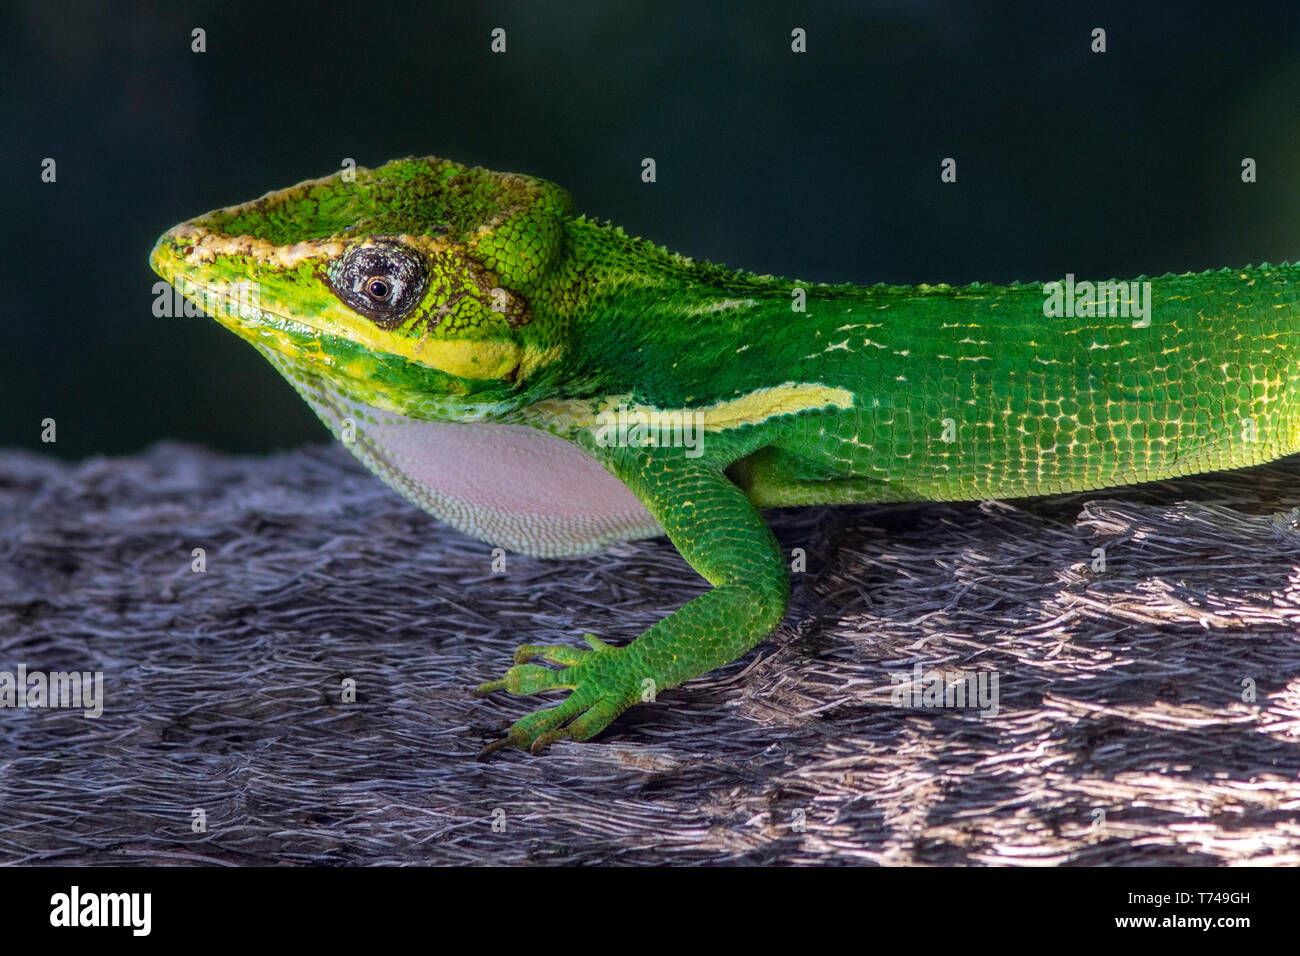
[[542, 216, 904, 409]]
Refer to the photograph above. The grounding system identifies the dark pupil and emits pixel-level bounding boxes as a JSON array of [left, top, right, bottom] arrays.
[[367, 278, 391, 299]]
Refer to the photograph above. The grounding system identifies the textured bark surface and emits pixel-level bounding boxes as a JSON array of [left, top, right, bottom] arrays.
[[1, 443, 1298, 865]]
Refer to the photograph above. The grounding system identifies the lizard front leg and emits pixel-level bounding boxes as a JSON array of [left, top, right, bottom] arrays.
[[476, 442, 790, 755]]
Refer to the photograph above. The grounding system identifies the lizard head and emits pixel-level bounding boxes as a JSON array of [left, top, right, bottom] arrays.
[[149, 156, 574, 421]]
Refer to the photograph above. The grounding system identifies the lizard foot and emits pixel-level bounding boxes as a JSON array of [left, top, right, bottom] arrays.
[[475, 634, 640, 756]]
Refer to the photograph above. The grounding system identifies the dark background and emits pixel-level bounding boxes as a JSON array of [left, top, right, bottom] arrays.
[[3, 0, 1299, 459]]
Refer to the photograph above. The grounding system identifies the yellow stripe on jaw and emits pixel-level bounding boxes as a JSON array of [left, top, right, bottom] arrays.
[[167, 270, 527, 381], [159, 227, 531, 382], [265, 303, 526, 381], [528, 382, 856, 431]]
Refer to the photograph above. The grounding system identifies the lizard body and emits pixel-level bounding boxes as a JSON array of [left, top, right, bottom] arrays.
[[151, 156, 1300, 753]]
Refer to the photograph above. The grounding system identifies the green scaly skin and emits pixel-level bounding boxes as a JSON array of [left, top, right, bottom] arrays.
[[151, 156, 1300, 754]]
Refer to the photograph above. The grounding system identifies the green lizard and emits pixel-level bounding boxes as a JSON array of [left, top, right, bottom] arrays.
[[151, 155, 1300, 755]]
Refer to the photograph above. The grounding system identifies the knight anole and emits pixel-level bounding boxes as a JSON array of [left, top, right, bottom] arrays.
[[150, 156, 1300, 754]]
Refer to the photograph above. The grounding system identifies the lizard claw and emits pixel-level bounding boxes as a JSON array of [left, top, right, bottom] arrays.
[[475, 635, 639, 755]]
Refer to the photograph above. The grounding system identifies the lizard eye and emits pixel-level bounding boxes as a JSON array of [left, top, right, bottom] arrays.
[[329, 241, 427, 327]]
